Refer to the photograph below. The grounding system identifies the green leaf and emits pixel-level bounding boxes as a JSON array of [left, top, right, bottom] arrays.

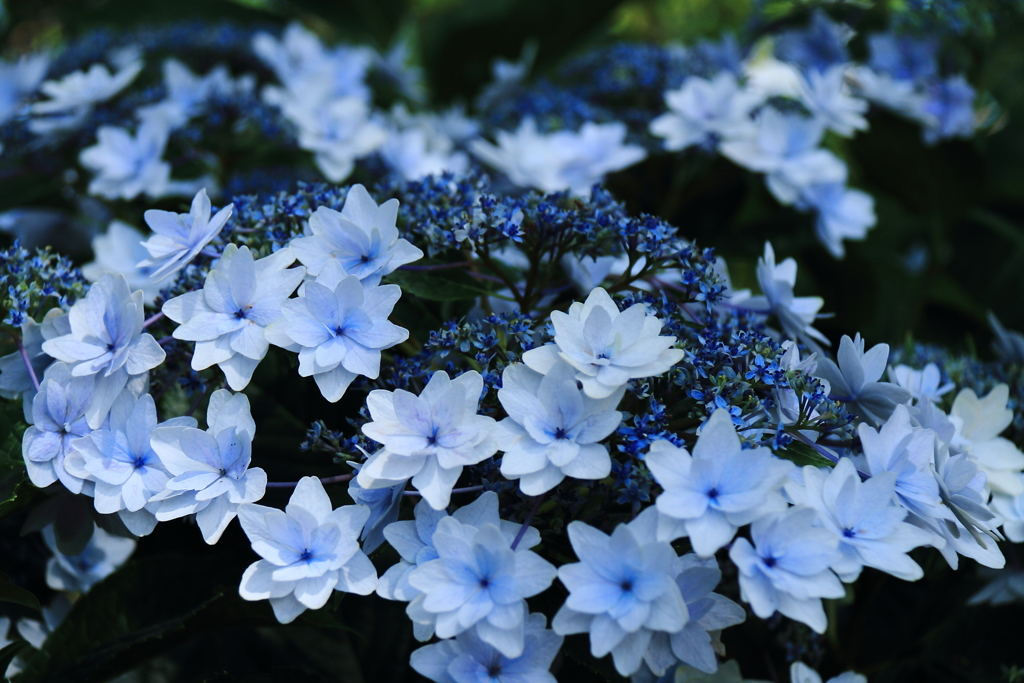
[[384, 263, 497, 302], [0, 571, 40, 612], [775, 441, 834, 468]]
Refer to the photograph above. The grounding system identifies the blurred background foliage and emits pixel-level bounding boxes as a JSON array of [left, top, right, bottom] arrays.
[[2, 0, 1024, 682]]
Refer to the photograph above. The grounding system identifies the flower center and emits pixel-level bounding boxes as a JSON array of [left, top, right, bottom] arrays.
[[706, 487, 719, 500], [554, 427, 568, 440], [842, 528, 856, 538], [299, 549, 314, 563], [763, 556, 777, 568]]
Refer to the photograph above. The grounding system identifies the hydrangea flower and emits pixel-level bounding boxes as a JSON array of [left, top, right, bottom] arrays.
[[0, 308, 69, 420], [729, 507, 844, 634], [410, 612, 562, 683], [65, 392, 196, 536], [785, 458, 934, 582], [238, 476, 377, 624], [265, 260, 409, 401], [552, 508, 691, 677], [991, 480, 1024, 543], [814, 334, 911, 425], [469, 118, 646, 195], [405, 512, 557, 657], [646, 409, 793, 556], [41, 272, 165, 429], [357, 370, 498, 510], [379, 106, 474, 181], [30, 60, 142, 133], [790, 662, 866, 683], [138, 188, 234, 283], [0, 53, 49, 127], [162, 244, 305, 390], [21, 363, 95, 494], [919, 76, 976, 145], [719, 109, 846, 206], [797, 65, 868, 137], [947, 384, 1024, 497], [736, 242, 829, 348], [78, 122, 172, 200], [496, 360, 624, 495], [347, 472, 404, 554], [82, 220, 160, 305], [289, 184, 423, 283], [799, 181, 875, 259], [43, 525, 136, 593], [887, 363, 955, 405], [522, 287, 684, 399], [649, 72, 757, 151], [931, 443, 1005, 570], [149, 389, 267, 544], [287, 96, 388, 182], [376, 492, 535, 635], [137, 59, 253, 130]]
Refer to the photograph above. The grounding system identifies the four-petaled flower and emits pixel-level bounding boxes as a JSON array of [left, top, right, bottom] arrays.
[[139, 188, 234, 282]]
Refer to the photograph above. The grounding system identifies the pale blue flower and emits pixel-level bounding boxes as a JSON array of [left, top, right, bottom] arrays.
[[163, 244, 305, 390], [41, 273, 165, 429], [991, 480, 1024, 543], [774, 11, 849, 74], [65, 391, 195, 537], [552, 508, 691, 677], [649, 72, 757, 151], [522, 287, 684, 400], [43, 524, 136, 593], [734, 242, 828, 347], [358, 371, 498, 510], [920, 76, 976, 145], [798, 181, 875, 258], [797, 65, 868, 137], [410, 612, 562, 683], [469, 118, 647, 195], [729, 507, 844, 634], [376, 492, 535, 639], [380, 105, 474, 181], [786, 458, 934, 582], [646, 409, 793, 557], [948, 384, 1024, 497], [286, 96, 388, 182], [82, 220, 160, 305], [790, 662, 866, 683], [867, 34, 938, 82], [265, 259, 408, 402], [21, 362, 95, 494], [149, 389, 267, 544], [405, 513, 556, 658], [888, 363, 954, 405], [931, 444, 1005, 570], [347, 469, 404, 554], [496, 360, 624, 495], [814, 334, 911, 425], [139, 188, 234, 282], [137, 59, 253, 130], [238, 476, 377, 624], [0, 308, 68, 420], [290, 184, 423, 283], [0, 53, 49, 127], [29, 60, 142, 133], [79, 121, 172, 200]]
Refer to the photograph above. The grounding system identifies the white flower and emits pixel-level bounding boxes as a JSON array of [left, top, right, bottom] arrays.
[[81, 220, 160, 305], [522, 287, 684, 399], [814, 334, 911, 425], [719, 109, 846, 206], [265, 259, 409, 402], [991, 478, 1024, 542], [797, 65, 868, 137], [149, 389, 267, 544], [887, 363, 954, 405], [404, 514, 557, 657], [379, 105, 474, 181], [41, 272, 165, 428], [733, 242, 828, 348], [289, 184, 423, 283], [43, 524, 135, 593], [287, 96, 388, 182], [79, 122, 172, 200], [785, 458, 934, 582], [729, 507, 844, 634], [410, 612, 562, 683], [30, 60, 142, 133], [137, 59, 253, 130], [496, 360, 623, 494], [647, 409, 793, 556], [948, 384, 1024, 497], [790, 662, 866, 683], [649, 72, 758, 151], [469, 118, 646, 195], [66, 392, 195, 537], [162, 244, 305, 390], [238, 476, 377, 624], [139, 188, 233, 282], [357, 371, 498, 510]]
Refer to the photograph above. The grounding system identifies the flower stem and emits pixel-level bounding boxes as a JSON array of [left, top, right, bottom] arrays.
[[142, 311, 165, 329], [17, 338, 40, 392], [402, 485, 484, 497], [510, 494, 544, 550], [266, 473, 355, 489]]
